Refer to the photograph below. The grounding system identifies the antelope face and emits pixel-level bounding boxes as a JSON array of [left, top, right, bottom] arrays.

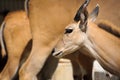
[[53, 22, 88, 58], [53, 0, 99, 58]]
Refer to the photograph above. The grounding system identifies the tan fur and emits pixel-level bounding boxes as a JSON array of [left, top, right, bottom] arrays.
[[53, 6, 120, 79], [0, 1, 119, 80], [88, 22, 120, 76], [19, 0, 120, 79], [0, 11, 31, 80], [0, 11, 82, 80], [53, 22, 95, 80], [0, 10, 83, 80], [53, 20, 120, 77], [18, 0, 86, 80], [18, 0, 120, 79], [97, 20, 120, 37]]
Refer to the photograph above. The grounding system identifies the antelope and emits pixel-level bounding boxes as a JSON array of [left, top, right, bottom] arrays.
[[0, 11, 59, 80], [0, 1, 58, 80], [20, 0, 120, 79], [53, 0, 120, 78], [53, 1, 99, 79], [0, 11, 31, 80], [18, 0, 95, 80], [0, 11, 80, 80], [2, 0, 119, 80]]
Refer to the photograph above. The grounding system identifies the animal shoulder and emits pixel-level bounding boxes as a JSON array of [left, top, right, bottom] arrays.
[[97, 20, 120, 38]]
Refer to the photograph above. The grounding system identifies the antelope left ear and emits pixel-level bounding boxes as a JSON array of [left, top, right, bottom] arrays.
[[89, 4, 99, 22]]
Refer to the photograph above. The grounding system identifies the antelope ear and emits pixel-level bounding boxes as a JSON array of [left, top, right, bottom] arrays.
[[89, 4, 99, 22], [74, 0, 90, 22]]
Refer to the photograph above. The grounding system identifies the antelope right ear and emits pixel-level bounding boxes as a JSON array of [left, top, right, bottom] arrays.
[[74, 0, 90, 32], [74, 0, 90, 22], [89, 4, 99, 22]]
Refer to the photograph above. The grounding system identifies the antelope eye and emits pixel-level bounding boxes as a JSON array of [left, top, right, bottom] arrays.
[[64, 29, 73, 34]]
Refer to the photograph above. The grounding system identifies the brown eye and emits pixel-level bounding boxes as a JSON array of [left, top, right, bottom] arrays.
[[64, 29, 73, 34]]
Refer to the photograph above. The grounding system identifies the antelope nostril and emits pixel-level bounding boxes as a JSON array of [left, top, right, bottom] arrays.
[[54, 51, 63, 56]]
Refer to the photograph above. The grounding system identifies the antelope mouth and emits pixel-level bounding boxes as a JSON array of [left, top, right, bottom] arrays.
[[53, 51, 63, 58]]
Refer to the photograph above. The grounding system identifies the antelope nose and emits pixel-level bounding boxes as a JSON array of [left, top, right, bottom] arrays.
[[53, 51, 63, 57]]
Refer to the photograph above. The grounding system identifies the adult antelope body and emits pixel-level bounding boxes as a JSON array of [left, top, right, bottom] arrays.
[[0, 1, 93, 78], [53, 1, 99, 79], [18, 0, 92, 80], [0, 10, 60, 80], [0, 10, 85, 80], [0, 0, 119, 78], [0, 11, 31, 80], [53, 0, 120, 78], [0, 10, 61, 80]]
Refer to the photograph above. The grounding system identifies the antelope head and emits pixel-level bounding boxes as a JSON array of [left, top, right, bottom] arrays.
[[53, 0, 99, 58]]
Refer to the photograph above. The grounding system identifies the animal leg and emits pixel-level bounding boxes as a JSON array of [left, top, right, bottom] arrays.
[[19, 45, 54, 80]]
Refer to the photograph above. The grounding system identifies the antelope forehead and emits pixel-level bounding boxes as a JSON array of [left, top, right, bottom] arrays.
[[65, 23, 78, 29]]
